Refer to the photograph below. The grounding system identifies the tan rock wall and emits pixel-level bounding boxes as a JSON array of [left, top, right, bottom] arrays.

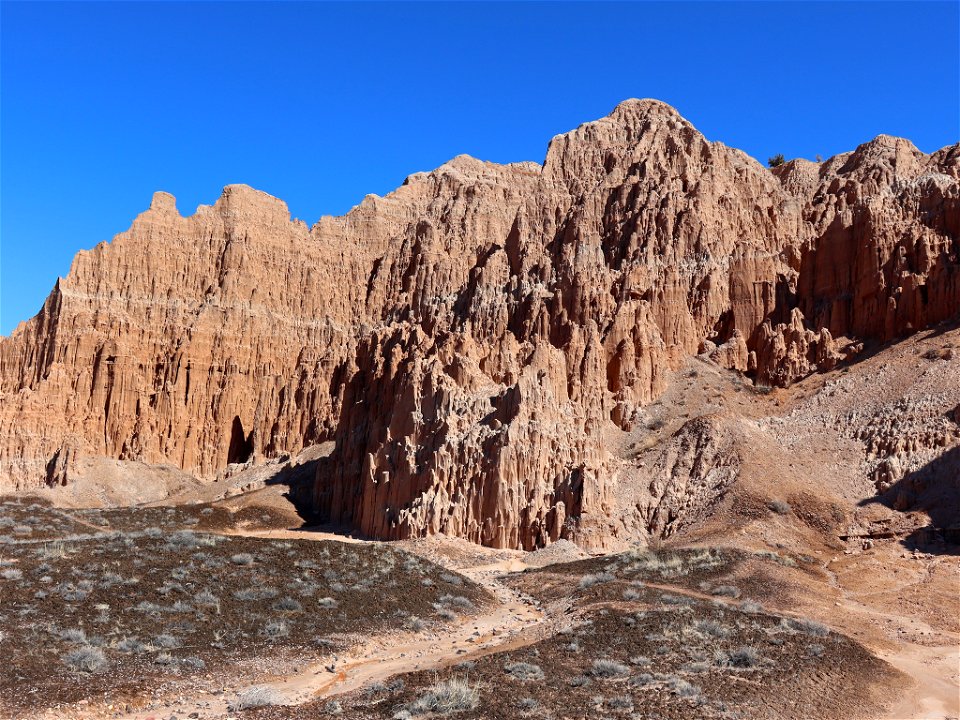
[[1, 100, 957, 549]]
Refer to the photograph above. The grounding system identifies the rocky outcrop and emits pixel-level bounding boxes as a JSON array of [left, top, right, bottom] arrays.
[[1, 100, 957, 549], [637, 415, 741, 539], [753, 308, 843, 386], [753, 141, 960, 384]]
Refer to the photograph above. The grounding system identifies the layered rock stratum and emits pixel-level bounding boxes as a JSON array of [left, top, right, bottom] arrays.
[[1, 100, 957, 549]]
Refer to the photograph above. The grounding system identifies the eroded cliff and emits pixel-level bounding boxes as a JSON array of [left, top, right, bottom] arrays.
[[1, 99, 957, 549]]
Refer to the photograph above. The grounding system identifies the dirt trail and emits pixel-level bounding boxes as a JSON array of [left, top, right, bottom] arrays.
[[813, 558, 960, 720], [102, 542, 547, 720], [578, 573, 959, 720], [48, 526, 957, 720], [273, 561, 545, 706]]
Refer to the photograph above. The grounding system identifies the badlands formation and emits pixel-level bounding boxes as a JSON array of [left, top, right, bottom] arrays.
[[1, 99, 957, 551], [0, 100, 958, 720]]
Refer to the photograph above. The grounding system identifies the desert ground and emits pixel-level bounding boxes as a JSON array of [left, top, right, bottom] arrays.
[[3, 325, 957, 720]]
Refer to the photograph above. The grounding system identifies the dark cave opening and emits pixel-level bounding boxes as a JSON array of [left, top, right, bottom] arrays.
[[227, 416, 254, 465]]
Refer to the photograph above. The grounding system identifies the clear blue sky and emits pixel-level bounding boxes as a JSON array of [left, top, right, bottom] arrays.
[[2, 1, 957, 335]]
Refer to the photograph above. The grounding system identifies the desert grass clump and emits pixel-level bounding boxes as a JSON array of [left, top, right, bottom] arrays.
[[578, 571, 615, 589], [324, 699, 344, 714], [153, 652, 176, 666], [235, 587, 278, 601], [170, 566, 192, 581], [236, 685, 283, 710], [659, 593, 692, 606], [437, 594, 475, 612], [755, 550, 798, 568], [194, 589, 220, 612], [317, 596, 338, 609], [366, 679, 404, 697], [711, 585, 741, 599], [116, 636, 147, 654], [37, 540, 69, 560], [168, 600, 193, 613], [590, 658, 630, 678], [406, 677, 479, 715], [62, 646, 107, 673], [261, 620, 290, 640], [687, 548, 725, 569], [767, 500, 791, 515], [629, 673, 656, 688], [2, 568, 23, 581], [407, 616, 427, 632], [153, 634, 180, 648], [631, 552, 686, 577], [726, 645, 761, 668], [666, 676, 701, 698], [133, 600, 163, 614], [164, 530, 200, 550], [60, 628, 88, 644], [784, 617, 829, 637], [504, 661, 544, 681], [694, 618, 730, 638], [274, 596, 303, 613], [435, 607, 457, 621], [99, 571, 125, 588], [230, 553, 255, 566]]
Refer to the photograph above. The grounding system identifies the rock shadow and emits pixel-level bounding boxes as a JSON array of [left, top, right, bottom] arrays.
[[859, 445, 960, 555], [262, 457, 323, 527]]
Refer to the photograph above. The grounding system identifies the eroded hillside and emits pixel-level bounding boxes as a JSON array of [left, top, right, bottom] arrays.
[[1, 99, 957, 550]]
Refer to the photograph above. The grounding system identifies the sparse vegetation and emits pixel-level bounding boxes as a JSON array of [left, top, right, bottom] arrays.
[[236, 685, 283, 710], [262, 620, 290, 639], [711, 584, 741, 599], [782, 617, 830, 637], [0, 500, 488, 715], [504, 661, 544, 681], [0, 499, 903, 720], [590, 658, 631, 678], [405, 677, 479, 715], [578, 571, 615, 588], [725, 645, 761, 668], [768, 153, 785, 168], [274, 596, 303, 613], [62, 646, 107, 673], [768, 499, 792, 515], [694, 618, 730, 638]]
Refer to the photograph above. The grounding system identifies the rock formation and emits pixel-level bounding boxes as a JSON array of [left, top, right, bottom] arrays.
[[1, 100, 957, 549]]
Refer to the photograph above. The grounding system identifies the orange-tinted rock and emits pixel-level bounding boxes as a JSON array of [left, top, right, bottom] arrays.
[[1, 100, 957, 549]]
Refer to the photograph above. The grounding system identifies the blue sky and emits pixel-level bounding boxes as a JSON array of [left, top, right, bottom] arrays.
[[1, 1, 957, 335]]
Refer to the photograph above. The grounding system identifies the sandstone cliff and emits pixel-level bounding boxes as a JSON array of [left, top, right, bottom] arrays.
[[1, 100, 957, 549]]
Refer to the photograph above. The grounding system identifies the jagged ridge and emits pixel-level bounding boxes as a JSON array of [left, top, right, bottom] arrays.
[[1, 99, 957, 549]]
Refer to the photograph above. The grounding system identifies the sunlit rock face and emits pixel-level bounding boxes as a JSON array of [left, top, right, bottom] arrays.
[[1, 99, 957, 549]]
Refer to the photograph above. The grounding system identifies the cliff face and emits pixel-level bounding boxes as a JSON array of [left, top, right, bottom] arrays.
[[1, 100, 957, 549]]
